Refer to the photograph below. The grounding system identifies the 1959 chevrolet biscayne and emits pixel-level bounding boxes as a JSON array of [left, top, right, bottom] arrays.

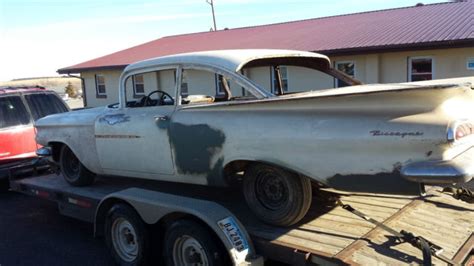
[[36, 49, 474, 226]]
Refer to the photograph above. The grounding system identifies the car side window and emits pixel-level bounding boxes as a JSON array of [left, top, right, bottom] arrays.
[[0, 96, 30, 128], [25, 93, 69, 121], [124, 69, 176, 108], [180, 68, 256, 105]]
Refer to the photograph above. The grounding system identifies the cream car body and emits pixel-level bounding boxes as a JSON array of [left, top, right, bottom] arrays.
[[36, 50, 474, 194]]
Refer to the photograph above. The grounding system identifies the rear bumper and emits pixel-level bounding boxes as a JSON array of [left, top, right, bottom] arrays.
[[401, 147, 474, 184]]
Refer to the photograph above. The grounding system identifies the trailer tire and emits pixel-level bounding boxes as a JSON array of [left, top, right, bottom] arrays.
[[243, 164, 312, 226], [60, 145, 94, 186], [163, 219, 229, 266], [105, 204, 150, 266]]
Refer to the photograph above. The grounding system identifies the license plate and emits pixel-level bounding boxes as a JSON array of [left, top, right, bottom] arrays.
[[217, 216, 249, 260]]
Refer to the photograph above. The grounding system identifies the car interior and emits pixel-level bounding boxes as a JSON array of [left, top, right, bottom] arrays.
[[110, 61, 362, 109], [114, 68, 257, 109]]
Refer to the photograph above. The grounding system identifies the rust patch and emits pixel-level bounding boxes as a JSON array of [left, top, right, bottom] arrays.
[[393, 162, 402, 171], [326, 171, 419, 195], [169, 123, 226, 185]]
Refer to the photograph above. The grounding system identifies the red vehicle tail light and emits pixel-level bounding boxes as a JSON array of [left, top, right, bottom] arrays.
[[456, 123, 474, 140], [448, 121, 474, 142]]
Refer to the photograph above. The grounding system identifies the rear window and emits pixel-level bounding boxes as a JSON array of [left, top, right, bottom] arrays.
[[24, 93, 68, 121], [0, 96, 31, 129]]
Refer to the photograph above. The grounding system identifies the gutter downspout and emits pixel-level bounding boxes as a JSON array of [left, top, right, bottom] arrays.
[[66, 73, 87, 108]]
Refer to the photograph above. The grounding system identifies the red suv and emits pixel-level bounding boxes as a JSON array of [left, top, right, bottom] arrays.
[[0, 86, 69, 187]]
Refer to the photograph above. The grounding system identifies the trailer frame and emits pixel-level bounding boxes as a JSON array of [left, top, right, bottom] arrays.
[[8, 173, 474, 265]]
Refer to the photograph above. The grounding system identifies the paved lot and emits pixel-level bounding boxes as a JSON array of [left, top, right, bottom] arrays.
[[0, 191, 114, 266]]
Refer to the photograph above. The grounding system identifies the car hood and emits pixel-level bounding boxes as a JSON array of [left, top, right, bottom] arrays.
[[35, 106, 108, 127]]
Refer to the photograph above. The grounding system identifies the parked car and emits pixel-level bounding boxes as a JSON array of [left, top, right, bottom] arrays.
[[0, 86, 69, 189], [35, 50, 474, 226]]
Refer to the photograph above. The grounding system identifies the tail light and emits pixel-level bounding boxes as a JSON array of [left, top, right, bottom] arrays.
[[448, 121, 474, 142]]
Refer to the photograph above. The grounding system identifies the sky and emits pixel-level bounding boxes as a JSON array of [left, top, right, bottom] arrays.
[[0, 0, 445, 81]]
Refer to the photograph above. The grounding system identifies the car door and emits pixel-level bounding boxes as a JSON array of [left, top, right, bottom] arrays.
[[0, 94, 36, 164], [166, 66, 262, 185], [0, 95, 36, 162], [94, 69, 177, 177]]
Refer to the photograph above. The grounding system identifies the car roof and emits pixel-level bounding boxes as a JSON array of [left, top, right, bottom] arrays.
[[0, 86, 49, 95], [124, 49, 331, 74]]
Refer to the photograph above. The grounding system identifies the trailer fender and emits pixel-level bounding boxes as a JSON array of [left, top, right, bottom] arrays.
[[95, 187, 262, 266]]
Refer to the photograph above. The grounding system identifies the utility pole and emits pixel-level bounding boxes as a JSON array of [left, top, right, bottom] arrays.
[[206, 0, 217, 31]]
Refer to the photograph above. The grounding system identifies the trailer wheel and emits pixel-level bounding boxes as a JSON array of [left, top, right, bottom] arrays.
[[243, 164, 312, 226], [105, 204, 150, 266], [164, 219, 229, 266], [60, 145, 94, 186]]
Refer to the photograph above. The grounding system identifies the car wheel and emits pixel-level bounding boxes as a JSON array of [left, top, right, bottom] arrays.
[[243, 164, 312, 226], [105, 204, 150, 266], [163, 219, 230, 266], [60, 145, 95, 186]]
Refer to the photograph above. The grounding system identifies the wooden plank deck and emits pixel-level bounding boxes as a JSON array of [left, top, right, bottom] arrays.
[[240, 187, 474, 265]]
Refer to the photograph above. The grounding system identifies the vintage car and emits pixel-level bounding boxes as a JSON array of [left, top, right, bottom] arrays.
[[35, 49, 474, 226]]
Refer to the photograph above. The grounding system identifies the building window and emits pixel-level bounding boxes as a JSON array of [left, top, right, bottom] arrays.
[[467, 58, 474, 70], [409, 57, 433, 81], [95, 74, 106, 98], [335, 61, 355, 87], [271, 66, 288, 94], [133, 74, 145, 97]]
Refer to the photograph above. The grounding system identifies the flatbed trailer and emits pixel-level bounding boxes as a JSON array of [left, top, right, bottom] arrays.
[[8, 173, 474, 265]]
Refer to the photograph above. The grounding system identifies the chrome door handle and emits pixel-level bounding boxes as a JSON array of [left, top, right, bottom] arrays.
[[154, 115, 169, 122]]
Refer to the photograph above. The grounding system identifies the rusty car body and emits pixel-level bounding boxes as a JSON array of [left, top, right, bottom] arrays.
[[35, 50, 474, 226]]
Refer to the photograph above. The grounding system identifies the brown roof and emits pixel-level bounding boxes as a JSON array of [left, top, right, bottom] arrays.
[[58, 0, 474, 74]]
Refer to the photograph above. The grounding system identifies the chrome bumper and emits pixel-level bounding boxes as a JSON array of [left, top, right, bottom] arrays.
[[36, 147, 56, 165], [401, 147, 474, 184], [36, 147, 52, 157]]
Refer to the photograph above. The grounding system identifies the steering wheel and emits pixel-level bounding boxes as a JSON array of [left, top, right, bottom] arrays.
[[141, 90, 174, 107]]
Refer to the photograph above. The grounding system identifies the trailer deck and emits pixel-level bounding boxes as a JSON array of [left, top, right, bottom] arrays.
[[11, 174, 474, 265]]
